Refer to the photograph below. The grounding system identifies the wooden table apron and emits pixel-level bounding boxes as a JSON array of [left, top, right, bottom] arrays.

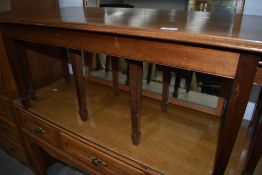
[[0, 23, 260, 175]]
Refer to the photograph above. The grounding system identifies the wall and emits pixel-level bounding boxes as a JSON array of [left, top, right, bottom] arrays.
[[241, 0, 262, 120], [123, 0, 186, 10], [59, 0, 99, 7], [243, 0, 262, 16], [59, 0, 82, 7]]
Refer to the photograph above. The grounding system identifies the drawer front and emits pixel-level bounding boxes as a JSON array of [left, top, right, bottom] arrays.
[[0, 98, 16, 123], [61, 133, 146, 175], [0, 135, 30, 166], [0, 118, 22, 146], [19, 110, 59, 146]]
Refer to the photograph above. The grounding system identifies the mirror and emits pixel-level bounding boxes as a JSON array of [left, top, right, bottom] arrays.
[[85, 0, 244, 114]]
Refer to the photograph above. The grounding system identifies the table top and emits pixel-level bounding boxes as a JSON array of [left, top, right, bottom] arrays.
[[1, 6, 262, 53]]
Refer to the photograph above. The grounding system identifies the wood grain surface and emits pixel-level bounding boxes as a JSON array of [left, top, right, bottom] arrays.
[[0, 7, 262, 53]]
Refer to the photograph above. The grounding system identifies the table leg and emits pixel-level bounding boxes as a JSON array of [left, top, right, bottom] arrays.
[[83, 51, 96, 73], [18, 42, 36, 100], [162, 67, 171, 112], [61, 48, 70, 82], [125, 61, 129, 85], [128, 60, 142, 145], [242, 89, 262, 175], [23, 138, 47, 175], [111, 56, 119, 96], [185, 71, 193, 93], [212, 54, 259, 175], [70, 50, 88, 121], [105, 55, 111, 73], [3, 38, 31, 108], [173, 69, 181, 98], [147, 63, 153, 84]]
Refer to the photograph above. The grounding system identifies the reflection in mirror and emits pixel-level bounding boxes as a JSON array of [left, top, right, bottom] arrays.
[[188, 0, 242, 13], [86, 54, 129, 86], [85, 0, 244, 115], [85, 54, 223, 113]]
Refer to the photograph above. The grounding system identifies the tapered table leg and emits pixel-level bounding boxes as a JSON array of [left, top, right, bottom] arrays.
[[61, 48, 70, 82], [173, 69, 181, 98], [105, 55, 111, 73], [18, 42, 36, 100], [125, 61, 129, 85], [111, 56, 119, 96], [70, 49, 88, 121], [83, 51, 96, 73], [3, 37, 31, 108], [185, 71, 193, 93], [128, 60, 142, 145], [23, 135, 47, 175], [212, 54, 259, 175], [147, 63, 153, 84], [161, 67, 171, 112], [242, 89, 262, 175]]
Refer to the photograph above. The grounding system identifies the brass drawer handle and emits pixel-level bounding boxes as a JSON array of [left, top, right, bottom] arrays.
[[88, 155, 106, 167], [32, 125, 45, 135]]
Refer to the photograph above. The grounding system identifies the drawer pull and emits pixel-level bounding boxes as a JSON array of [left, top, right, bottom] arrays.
[[33, 126, 45, 135], [88, 155, 106, 167]]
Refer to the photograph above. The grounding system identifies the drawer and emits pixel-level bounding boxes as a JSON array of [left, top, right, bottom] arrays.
[[0, 135, 30, 166], [0, 118, 22, 146], [0, 98, 16, 123], [18, 110, 59, 146], [61, 133, 146, 175]]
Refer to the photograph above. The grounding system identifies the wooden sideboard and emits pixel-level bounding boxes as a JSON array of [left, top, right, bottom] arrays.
[[15, 102, 160, 175], [1, 4, 262, 175], [13, 79, 220, 175], [0, 35, 69, 169]]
